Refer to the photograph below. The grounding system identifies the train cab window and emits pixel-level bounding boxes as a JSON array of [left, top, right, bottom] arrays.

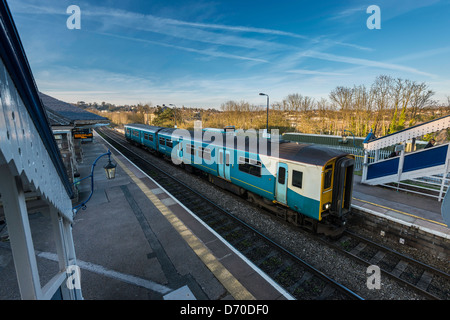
[[324, 170, 333, 190], [278, 167, 286, 184], [159, 137, 165, 145], [127, 129, 131, 135], [166, 139, 173, 148], [292, 170, 303, 189]]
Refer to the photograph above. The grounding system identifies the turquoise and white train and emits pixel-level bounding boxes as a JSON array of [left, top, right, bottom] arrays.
[[124, 123, 355, 235]]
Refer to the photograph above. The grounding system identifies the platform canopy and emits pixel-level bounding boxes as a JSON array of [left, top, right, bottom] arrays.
[[0, 0, 81, 300]]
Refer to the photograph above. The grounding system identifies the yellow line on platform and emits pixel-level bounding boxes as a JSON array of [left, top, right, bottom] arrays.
[[353, 197, 446, 227], [113, 154, 256, 300]]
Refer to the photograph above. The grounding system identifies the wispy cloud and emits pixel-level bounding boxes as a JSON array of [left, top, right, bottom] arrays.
[[160, 19, 310, 39], [96, 31, 269, 63], [328, 6, 366, 21], [88, 6, 373, 53], [299, 51, 436, 77], [286, 69, 350, 76], [390, 46, 450, 63], [11, 1, 372, 53]]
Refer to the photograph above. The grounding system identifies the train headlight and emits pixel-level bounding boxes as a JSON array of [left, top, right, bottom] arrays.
[[323, 202, 331, 211]]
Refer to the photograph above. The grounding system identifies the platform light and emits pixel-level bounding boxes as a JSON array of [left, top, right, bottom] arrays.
[[103, 159, 116, 180], [72, 149, 116, 213]]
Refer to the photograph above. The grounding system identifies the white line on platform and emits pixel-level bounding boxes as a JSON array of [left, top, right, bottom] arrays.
[[37, 251, 173, 295]]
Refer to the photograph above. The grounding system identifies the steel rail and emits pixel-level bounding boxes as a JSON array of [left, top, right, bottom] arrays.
[[318, 227, 449, 300]]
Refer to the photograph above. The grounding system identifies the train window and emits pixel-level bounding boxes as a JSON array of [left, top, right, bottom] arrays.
[[225, 153, 230, 166], [127, 129, 131, 135], [133, 131, 139, 137], [292, 170, 303, 189], [159, 137, 165, 145], [148, 134, 154, 142], [278, 167, 286, 184], [166, 139, 173, 148], [200, 148, 212, 161], [187, 144, 194, 155], [238, 157, 262, 177], [144, 133, 149, 140], [324, 170, 333, 189], [205, 148, 212, 161]]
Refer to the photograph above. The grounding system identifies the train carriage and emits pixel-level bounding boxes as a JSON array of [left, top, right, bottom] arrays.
[[125, 124, 165, 150], [124, 123, 355, 235], [157, 128, 177, 157]]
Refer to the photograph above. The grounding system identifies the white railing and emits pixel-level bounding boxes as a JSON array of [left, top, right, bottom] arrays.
[[323, 145, 390, 172], [0, 59, 73, 220], [364, 115, 450, 151]]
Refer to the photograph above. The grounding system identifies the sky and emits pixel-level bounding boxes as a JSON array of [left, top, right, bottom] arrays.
[[7, 0, 450, 109]]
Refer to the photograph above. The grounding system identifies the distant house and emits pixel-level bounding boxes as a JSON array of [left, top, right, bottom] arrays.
[[39, 92, 109, 191]]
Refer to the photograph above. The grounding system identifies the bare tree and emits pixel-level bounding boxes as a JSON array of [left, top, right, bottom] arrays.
[[409, 83, 435, 125], [329, 86, 354, 133], [285, 93, 303, 112], [370, 75, 393, 136], [353, 85, 372, 136]]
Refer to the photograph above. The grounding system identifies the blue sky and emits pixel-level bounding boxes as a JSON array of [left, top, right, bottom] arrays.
[[8, 0, 450, 108]]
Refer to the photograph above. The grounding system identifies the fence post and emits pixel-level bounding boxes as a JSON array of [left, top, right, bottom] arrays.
[[362, 149, 369, 183], [438, 146, 450, 202], [397, 149, 405, 182]]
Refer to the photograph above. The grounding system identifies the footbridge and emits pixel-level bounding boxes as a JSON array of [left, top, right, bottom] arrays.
[[361, 115, 450, 201]]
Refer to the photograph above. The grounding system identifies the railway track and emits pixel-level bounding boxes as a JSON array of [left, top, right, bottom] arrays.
[[97, 127, 363, 300], [323, 229, 450, 300]]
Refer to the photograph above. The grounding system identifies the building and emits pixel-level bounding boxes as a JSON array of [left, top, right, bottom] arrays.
[[0, 0, 81, 299], [39, 92, 109, 196]]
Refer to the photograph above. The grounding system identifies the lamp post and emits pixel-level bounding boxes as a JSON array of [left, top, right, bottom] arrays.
[[72, 149, 116, 213], [259, 93, 269, 137], [344, 129, 358, 148]]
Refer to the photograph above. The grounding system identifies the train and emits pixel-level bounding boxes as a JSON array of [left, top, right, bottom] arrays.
[[124, 123, 355, 236]]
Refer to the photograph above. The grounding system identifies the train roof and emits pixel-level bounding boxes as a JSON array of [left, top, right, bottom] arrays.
[[198, 134, 347, 166], [278, 142, 348, 166], [125, 124, 348, 166], [158, 128, 179, 136], [125, 123, 165, 133]]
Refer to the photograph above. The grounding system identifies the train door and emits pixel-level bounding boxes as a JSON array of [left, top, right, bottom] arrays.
[[217, 148, 225, 179], [217, 149, 231, 180], [172, 136, 183, 164], [177, 137, 183, 160], [224, 150, 231, 181], [276, 162, 288, 205]]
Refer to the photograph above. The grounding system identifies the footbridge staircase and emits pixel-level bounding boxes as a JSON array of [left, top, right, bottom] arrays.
[[361, 115, 450, 201]]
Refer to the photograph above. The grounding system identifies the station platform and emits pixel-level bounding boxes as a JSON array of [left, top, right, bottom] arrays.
[[70, 134, 296, 300], [352, 175, 449, 240], [1, 133, 291, 300]]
